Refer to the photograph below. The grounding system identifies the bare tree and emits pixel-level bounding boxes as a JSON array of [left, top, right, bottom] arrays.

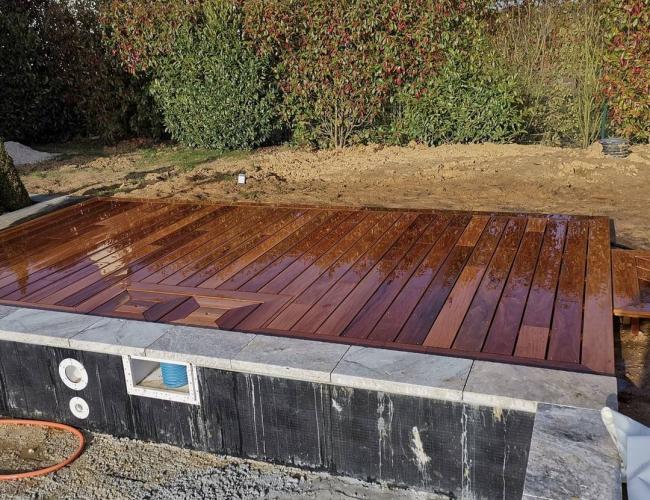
[[0, 139, 31, 212]]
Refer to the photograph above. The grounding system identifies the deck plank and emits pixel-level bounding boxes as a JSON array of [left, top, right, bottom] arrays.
[[367, 216, 467, 342], [514, 220, 567, 359], [423, 216, 508, 348], [452, 217, 527, 351], [581, 218, 615, 373], [482, 218, 547, 355], [314, 213, 434, 336], [343, 214, 452, 339], [547, 219, 589, 364], [395, 215, 489, 345]]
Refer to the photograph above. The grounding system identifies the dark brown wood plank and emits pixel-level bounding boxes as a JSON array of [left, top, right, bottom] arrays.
[[343, 214, 452, 339], [367, 216, 467, 342], [169, 209, 301, 287], [290, 213, 418, 333], [314, 213, 434, 336], [31, 206, 215, 306], [0, 203, 183, 300], [217, 210, 337, 291], [140, 207, 279, 284], [547, 219, 589, 364], [482, 218, 547, 355], [514, 220, 568, 359], [266, 212, 399, 331], [238, 210, 355, 292], [130, 206, 266, 282], [452, 217, 527, 351], [612, 249, 641, 312], [581, 218, 614, 373], [200, 210, 326, 289], [0, 203, 206, 298], [394, 216, 489, 345], [423, 216, 507, 348], [257, 211, 369, 294]]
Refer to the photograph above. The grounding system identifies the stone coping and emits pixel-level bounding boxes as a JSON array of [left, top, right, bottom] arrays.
[[0, 305, 617, 413], [0, 195, 82, 230], [522, 404, 621, 500]]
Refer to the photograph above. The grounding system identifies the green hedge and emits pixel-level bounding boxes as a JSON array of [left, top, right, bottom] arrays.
[[0, 0, 161, 143], [400, 49, 525, 145], [150, 3, 278, 150], [3, 0, 648, 148]]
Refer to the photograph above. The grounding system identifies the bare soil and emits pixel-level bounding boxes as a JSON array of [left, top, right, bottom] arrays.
[[21, 141, 650, 249], [0, 424, 78, 476]]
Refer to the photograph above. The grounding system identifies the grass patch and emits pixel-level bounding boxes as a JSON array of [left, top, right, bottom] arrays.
[[33, 139, 107, 159], [136, 146, 249, 172]]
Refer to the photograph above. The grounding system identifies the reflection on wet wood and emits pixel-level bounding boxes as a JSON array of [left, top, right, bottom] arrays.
[[0, 197, 616, 374]]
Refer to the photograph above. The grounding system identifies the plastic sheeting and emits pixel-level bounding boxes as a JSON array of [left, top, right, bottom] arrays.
[[602, 407, 650, 500]]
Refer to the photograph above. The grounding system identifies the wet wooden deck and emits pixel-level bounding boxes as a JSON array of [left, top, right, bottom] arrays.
[[0, 197, 615, 374]]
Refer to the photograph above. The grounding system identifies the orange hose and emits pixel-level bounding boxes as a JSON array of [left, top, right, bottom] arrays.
[[0, 419, 85, 480]]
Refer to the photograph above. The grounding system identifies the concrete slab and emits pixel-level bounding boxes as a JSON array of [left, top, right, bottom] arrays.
[[523, 403, 621, 500], [331, 346, 472, 401], [231, 335, 350, 383], [0, 305, 19, 320], [69, 317, 171, 356], [0, 307, 101, 348], [145, 325, 255, 370], [463, 361, 618, 412], [0, 195, 81, 230]]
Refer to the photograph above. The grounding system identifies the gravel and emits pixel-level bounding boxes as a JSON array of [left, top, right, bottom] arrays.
[[0, 432, 445, 499], [4, 142, 58, 166]]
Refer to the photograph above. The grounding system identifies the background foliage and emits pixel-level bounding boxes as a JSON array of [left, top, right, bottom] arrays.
[[0, 0, 161, 143], [489, 0, 606, 147], [399, 38, 525, 145], [0, 0, 647, 148], [601, 0, 649, 142], [243, 0, 488, 148]]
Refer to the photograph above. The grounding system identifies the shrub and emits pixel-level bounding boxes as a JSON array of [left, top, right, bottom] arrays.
[[244, 0, 487, 148], [399, 46, 525, 145], [602, 0, 650, 142], [149, 2, 278, 150], [100, 0, 203, 74]]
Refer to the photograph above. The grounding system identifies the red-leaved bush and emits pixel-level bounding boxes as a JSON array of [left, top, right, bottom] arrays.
[[601, 0, 649, 141], [100, 0, 204, 74], [244, 0, 486, 147]]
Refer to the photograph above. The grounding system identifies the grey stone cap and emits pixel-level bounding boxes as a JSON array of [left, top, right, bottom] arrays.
[[0, 305, 617, 412], [0, 195, 81, 230], [522, 403, 622, 500]]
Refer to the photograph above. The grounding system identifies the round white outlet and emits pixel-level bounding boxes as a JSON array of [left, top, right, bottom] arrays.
[[59, 358, 89, 391], [69, 397, 90, 419]]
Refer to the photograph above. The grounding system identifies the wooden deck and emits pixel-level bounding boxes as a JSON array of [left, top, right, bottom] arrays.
[[0, 197, 615, 374], [613, 249, 650, 334]]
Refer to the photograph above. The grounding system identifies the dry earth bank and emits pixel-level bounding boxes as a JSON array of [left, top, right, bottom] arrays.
[[22, 141, 650, 249]]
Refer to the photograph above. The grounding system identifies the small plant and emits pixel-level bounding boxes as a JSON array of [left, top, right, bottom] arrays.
[[0, 139, 31, 212]]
